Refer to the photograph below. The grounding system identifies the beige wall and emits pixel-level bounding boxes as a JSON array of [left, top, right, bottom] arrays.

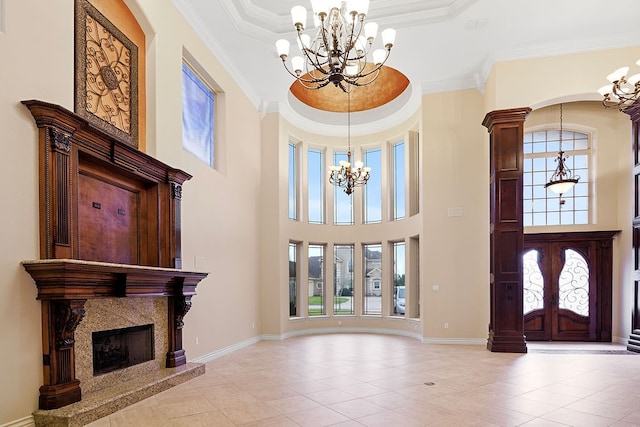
[[485, 46, 640, 111], [0, 0, 637, 423], [0, 0, 75, 421], [422, 89, 490, 340]]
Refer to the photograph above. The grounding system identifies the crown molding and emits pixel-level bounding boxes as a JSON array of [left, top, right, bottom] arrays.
[[218, 0, 479, 41], [172, 0, 262, 109]]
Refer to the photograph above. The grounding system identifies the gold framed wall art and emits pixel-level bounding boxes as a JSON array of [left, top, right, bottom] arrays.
[[74, 0, 138, 147]]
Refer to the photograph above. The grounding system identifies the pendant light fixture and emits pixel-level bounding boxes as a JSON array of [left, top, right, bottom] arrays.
[[328, 91, 370, 194], [544, 103, 580, 203]]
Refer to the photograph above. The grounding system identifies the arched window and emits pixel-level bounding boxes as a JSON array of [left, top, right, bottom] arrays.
[[523, 129, 590, 226]]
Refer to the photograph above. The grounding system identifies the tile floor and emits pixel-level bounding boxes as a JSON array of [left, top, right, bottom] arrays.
[[86, 334, 640, 426]]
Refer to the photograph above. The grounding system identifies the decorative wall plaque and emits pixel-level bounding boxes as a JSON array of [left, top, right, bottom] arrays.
[[74, 0, 138, 147]]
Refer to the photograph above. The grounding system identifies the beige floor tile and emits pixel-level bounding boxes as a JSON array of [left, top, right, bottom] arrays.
[[286, 406, 351, 426], [305, 388, 358, 406], [85, 335, 640, 427], [266, 394, 322, 414], [329, 398, 387, 419], [169, 410, 235, 427], [496, 396, 561, 417], [541, 407, 618, 426], [238, 415, 302, 426], [219, 401, 283, 424]]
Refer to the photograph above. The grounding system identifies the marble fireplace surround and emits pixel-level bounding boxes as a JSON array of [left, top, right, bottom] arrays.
[[20, 100, 209, 425]]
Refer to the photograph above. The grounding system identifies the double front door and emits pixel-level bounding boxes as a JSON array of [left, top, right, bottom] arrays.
[[523, 232, 616, 341]]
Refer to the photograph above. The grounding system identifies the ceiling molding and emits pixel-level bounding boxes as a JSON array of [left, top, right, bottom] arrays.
[[278, 84, 422, 136], [420, 76, 479, 95], [218, 0, 479, 40]]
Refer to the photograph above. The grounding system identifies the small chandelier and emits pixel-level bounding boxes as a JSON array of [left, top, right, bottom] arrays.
[[275, 0, 396, 92], [545, 104, 580, 202], [329, 92, 370, 194], [598, 59, 640, 110]]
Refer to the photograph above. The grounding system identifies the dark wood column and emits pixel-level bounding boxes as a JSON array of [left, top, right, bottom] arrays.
[[482, 107, 531, 353], [38, 299, 86, 409], [625, 104, 640, 351]]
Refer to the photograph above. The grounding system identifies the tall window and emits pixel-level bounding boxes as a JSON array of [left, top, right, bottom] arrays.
[[334, 151, 354, 225], [288, 142, 298, 220], [392, 241, 405, 316], [334, 245, 354, 315], [364, 148, 382, 223], [524, 129, 590, 226], [363, 244, 382, 315], [308, 245, 325, 316], [289, 242, 298, 317], [308, 148, 324, 224], [392, 141, 406, 220], [181, 61, 214, 167], [410, 236, 420, 317]]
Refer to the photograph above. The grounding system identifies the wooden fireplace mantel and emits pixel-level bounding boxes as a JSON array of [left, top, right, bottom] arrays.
[[21, 100, 208, 410], [22, 259, 207, 300]]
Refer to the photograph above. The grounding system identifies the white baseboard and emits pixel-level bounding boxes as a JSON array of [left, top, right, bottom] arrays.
[[189, 335, 261, 364], [0, 416, 35, 427], [613, 335, 629, 345], [422, 337, 486, 345]]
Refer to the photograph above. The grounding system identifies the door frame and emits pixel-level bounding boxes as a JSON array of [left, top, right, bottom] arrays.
[[524, 231, 619, 342]]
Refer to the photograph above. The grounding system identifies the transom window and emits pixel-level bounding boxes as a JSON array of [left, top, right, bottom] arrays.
[[523, 129, 590, 226]]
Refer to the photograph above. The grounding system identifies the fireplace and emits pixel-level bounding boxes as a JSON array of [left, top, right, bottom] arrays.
[[21, 100, 208, 419], [92, 324, 154, 375]]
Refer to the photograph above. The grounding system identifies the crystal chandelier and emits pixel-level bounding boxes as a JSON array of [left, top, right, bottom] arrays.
[[544, 104, 580, 203], [598, 59, 640, 110], [329, 92, 370, 194], [275, 0, 396, 92]]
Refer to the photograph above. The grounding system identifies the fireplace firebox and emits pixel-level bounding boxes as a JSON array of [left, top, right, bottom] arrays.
[[92, 325, 154, 376]]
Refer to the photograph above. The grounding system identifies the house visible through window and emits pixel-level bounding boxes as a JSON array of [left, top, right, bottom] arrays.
[[182, 61, 214, 167], [289, 242, 298, 317], [524, 129, 590, 226], [363, 244, 382, 315], [392, 241, 405, 316], [308, 245, 325, 316], [334, 245, 354, 315]]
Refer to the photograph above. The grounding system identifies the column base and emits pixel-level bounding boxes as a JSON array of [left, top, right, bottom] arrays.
[[39, 379, 82, 410], [487, 331, 527, 353]]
